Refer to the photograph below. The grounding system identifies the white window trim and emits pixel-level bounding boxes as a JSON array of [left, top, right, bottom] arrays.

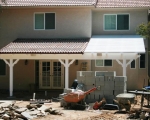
[[34, 12, 56, 30], [103, 13, 130, 31], [130, 59, 136, 69], [95, 59, 113, 67], [139, 54, 146, 69]]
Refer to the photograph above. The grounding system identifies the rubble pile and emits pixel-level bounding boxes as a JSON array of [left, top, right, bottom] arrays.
[[0, 101, 63, 120]]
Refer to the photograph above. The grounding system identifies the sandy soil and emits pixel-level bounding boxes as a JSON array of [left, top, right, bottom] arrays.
[[14, 95, 149, 120]]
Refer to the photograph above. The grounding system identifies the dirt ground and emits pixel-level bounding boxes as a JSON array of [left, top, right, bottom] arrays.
[[13, 95, 150, 120]]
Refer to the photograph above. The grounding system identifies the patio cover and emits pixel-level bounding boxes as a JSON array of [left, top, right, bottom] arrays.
[[0, 35, 145, 96], [85, 35, 145, 53]]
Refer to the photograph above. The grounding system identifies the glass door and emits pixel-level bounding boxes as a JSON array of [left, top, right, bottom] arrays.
[[39, 60, 64, 89]]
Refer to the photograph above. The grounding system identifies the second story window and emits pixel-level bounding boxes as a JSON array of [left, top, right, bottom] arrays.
[[34, 13, 55, 30], [104, 14, 129, 30]]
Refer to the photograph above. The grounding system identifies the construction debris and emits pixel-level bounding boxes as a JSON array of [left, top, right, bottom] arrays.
[[0, 101, 63, 120]]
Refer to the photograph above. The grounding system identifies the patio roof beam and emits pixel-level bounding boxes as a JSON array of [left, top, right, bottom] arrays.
[[3, 59, 19, 97]]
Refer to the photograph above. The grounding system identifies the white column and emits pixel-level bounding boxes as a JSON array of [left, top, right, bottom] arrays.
[[59, 59, 75, 89], [3, 59, 19, 97], [122, 59, 127, 93], [10, 59, 13, 96], [65, 59, 69, 89]]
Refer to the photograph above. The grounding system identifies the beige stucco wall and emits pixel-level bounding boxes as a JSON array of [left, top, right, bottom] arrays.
[[69, 60, 91, 87], [0, 7, 92, 48], [0, 60, 35, 90], [92, 9, 148, 35], [91, 57, 148, 90]]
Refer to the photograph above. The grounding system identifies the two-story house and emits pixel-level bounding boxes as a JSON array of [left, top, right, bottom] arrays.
[[0, 0, 149, 97]]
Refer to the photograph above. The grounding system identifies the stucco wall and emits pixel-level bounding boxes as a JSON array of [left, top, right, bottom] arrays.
[[0, 7, 91, 48], [92, 9, 148, 35], [0, 60, 35, 90]]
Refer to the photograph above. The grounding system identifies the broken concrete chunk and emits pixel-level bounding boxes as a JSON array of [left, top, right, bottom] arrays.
[[2, 114, 10, 120], [29, 110, 40, 115], [26, 104, 37, 109], [15, 108, 27, 113], [38, 105, 51, 112], [0, 103, 12, 108], [21, 111, 36, 119]]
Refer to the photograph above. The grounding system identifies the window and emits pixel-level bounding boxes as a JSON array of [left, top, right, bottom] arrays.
[[0, 60, 6, 75], [34, 13, 55, 30], [139, 54, 145, 68], [95, 60, 112, 67], [104, 14, 129, 30], [130, 60, 136, 69]]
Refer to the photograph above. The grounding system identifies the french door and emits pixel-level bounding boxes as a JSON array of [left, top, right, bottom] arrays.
[[39, 60, 64, 89]]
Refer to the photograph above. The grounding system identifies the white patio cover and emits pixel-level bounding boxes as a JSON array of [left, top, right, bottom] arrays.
[[85, 35, 145, 53]]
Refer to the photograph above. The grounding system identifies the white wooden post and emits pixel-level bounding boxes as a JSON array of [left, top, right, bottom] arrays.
[[3, 59, 19, 97], [65, 59, 69, 89], [59, 59, 75, 89]]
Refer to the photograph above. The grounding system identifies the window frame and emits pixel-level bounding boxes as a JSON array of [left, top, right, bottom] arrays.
[[139, 54, 146, 69], [130, 59, 136, 69], [34, 12, 56, 30], [0, 60, 6, 76], [103, 13, 130, 31], [95, 59, 113, 67]]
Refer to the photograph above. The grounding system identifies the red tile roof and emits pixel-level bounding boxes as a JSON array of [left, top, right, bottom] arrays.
[[0, 0, 96, 6], [96, 0, 150, 8], [0, 0, 150, 8], [0, 38, 89, 54]]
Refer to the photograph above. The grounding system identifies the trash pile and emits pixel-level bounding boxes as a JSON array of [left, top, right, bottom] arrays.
[[0, 100, 63, 120]]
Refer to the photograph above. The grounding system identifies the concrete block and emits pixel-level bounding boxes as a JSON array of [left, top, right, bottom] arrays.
[[94, 90, 103, 99], [96, 85, 105, 91], [105, 76, 115, 81], [77, 76, 85, 84], [85, 85, 95, 91], [104, 95, 115, 99], [115, 81, 125, 86], [95, 71, 107, 76], [81, 71, 87, 76], [114, 90, 124, 96], [85, 77, 95, 85], [114, 86, 124, 91], [77, 71, 82, 77], [85, 71, 95, 77], [105, 71, 116, 76], [104, 81, 114, 90], [87, 93, 95, 99], [103, 90, 114, 95], [95, 76, 104, 86]]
